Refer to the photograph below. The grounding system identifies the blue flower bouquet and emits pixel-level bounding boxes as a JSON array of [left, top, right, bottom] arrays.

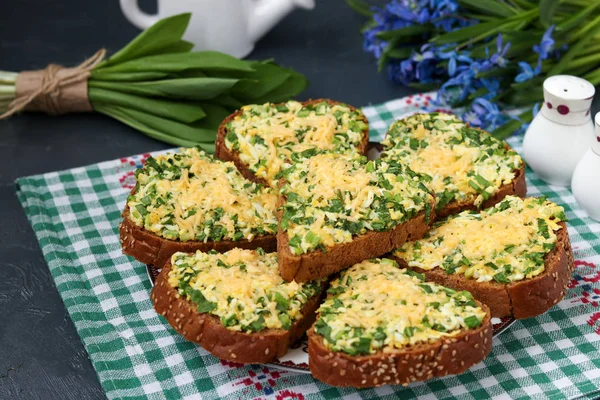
[[348, 0, 600, 138]]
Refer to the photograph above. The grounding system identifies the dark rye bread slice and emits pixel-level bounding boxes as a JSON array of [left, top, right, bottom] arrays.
[[308, 302, 492, 388], [215, 98, 370, 187], [277, 204, 436, 283], [151, 260, 326, 364], [120, 197, 277, 267], [392, 222, 574, 319], [437, 158, 527, 219]]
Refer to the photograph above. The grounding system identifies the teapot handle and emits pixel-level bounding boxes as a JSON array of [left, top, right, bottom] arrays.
[[119, 0, 160, 30]]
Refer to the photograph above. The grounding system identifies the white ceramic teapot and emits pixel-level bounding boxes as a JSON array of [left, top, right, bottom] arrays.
[[119, 0, 315, 58]]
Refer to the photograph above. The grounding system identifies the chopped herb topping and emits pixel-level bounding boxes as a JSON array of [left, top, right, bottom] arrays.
[[127, 147, 278, 242], [382, 113, 523, 208], [315, 258, 485, 355], [225, 101, 367, 186], [395, 196, 566, 283], [168, 248, 323, 333], [279, 153, 434, 255]]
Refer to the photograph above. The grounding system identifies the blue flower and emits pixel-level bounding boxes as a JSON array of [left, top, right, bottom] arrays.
[[464, 98, 506, 130], [515, 60, 541, 83], [533, 25, 555, 60], [490, 34, 511, 67], [439, 47, 472, 76]]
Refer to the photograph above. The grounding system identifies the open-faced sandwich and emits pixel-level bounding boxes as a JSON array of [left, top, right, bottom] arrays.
[[215, 99, 369, 187], [392, 196, 573, 319], [120, 147, 278, 267], [308, 258, 492, 388], [277, 152, 436, 282], [151, 248, 326, 363], [381, 113, 526, 218]]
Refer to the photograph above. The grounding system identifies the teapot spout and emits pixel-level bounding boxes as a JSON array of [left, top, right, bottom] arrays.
[[248, 0, 315, 43]]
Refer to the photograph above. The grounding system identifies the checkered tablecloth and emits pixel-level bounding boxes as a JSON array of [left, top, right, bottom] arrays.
[[16, 93, 600, 400]]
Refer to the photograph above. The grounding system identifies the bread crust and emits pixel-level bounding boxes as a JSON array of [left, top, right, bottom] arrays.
[[120, 203, 277, 268], [151, 260, 326, 364], [308, 302, 492, 388], [437, 161, 527, 219], [392, 221, 573, 319], [277, 201, 436, 282], [215, 99, 370, 187]]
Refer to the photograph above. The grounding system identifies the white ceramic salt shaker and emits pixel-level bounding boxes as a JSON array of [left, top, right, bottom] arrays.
[[572, 113, 600, 221], [522, 75, 595, 186]]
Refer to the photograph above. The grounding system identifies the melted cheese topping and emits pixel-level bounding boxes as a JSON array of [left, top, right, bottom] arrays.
[[279, 153, 434, 255], [225, 101, 367, 186], [382, 113, 523, 209], [314, 258, 486, 355], [394, 196, 566, 283], [168, 249, 323, 332], [127, 147, 278, 242]]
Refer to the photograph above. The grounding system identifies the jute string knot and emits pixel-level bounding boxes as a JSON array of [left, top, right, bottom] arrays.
[[0, 48, 106, 119]]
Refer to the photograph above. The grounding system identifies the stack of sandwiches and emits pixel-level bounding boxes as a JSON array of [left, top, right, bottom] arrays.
[[119, 99, 573, 388]]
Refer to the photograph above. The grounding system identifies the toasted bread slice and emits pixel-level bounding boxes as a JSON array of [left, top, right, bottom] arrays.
[[215, 99, 370, 187], [277, 153, 435, 282], [307, 258, 492, 388], [120, 148, 278, 267], [277, 153, 436, 282], [381, 112, 526, 218], [392, 196, 574, 319], [120, 206, 277, 267], [151, 248, 326, 364]]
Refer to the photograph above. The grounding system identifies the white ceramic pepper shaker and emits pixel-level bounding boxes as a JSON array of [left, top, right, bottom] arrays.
[[522, 75, 595, 186], [572, 113, 600, 222]]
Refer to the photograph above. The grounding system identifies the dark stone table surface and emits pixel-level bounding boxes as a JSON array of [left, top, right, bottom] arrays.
[[0, 1, 413, 398]]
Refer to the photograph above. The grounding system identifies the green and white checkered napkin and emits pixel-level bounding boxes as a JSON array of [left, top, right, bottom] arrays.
[[16, 93, 600, 400]]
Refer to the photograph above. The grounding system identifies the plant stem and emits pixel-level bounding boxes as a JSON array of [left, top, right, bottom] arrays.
[[0, 85, 16, 96], [0, 71, 17, 85], [568, 52, 600, 71], [583, 68, 600, 86]]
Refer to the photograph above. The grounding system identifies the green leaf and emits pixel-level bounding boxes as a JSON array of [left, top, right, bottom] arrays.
[[88, 77, 239, 100], [345, 0, 373, 17], [539, 0, 559, 28], [385, 46, 415, 59], [210, 94, 245, 109], [376, 24, 431, 41], [492, 109, 533, 140], [97, 51, 254, 74], [232, 62, 292, 99], [95, 104, 216, 151], [89, 71, 168, 82], [102, 13, 191, 67], [408, 82, 440, 91], [89, 87, 206, 124], [557, 1, 600, 33], [195, 103, 231, 128], [248, 68, 308, 104], [431, 15, 529, 46], [457, 0, 517, 17], [549, 18, 600, 75]]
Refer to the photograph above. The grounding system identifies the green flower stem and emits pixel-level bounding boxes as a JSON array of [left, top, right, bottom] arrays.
[[568, 52, 600, 71], [583, 68, 600, 86], [493, 109, 533, 140], [570, 15, 600, 41]]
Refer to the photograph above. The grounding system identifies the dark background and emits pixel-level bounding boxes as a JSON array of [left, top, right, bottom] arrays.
[[0, 1, 412, 399]]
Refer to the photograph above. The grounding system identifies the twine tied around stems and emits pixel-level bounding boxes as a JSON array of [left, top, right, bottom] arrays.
[[0, 49, 106, 119]]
